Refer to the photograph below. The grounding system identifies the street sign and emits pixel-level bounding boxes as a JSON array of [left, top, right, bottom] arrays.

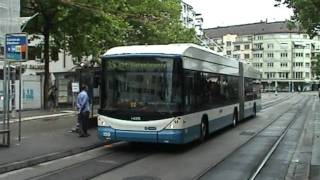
[[5, 33, 28, 61], [72, 82, 80, 93]]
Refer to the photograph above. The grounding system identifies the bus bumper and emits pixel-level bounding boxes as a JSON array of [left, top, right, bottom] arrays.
[[98, 127, 189, 144]]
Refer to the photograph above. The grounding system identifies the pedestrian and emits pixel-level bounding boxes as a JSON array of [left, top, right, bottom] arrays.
[[48, 85, 57, 112], [77, 84, 90, 137]]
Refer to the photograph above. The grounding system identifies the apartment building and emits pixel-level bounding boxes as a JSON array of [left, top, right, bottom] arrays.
[[204, 21, 320, 92], [181, 1, 203, 37], [0, 0, 21, 56]]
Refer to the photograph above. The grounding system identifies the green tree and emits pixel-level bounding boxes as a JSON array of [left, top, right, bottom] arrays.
[[21, 0, 196, 108], [123, 0, 196, 45], [275, 0, 320, 38], [21, 0, 64, 109], [55, 0, 129, 63]]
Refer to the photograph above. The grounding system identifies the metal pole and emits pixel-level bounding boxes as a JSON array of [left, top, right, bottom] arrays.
[[18, 61, 21, 141], [72, 80, 75, 110], [7, 62, 10, 135], [2, 61, 7, 144]]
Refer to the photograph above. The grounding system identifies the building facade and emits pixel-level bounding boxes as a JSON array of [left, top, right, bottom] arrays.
[[204, 21, 320, 92], [180, 1, 203, 37], [0, 0, 21, 57]]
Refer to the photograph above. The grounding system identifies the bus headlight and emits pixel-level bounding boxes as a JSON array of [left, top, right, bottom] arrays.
[[165, 117, 184, 129], [97, 115, 110, 127]]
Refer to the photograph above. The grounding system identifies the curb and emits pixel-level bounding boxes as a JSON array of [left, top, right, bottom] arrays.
[[0, 142, 105, 174]]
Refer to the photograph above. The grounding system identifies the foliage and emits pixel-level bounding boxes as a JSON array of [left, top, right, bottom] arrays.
[[275, 0, 320, 37], [123, 0, 197, 45], [22, 0, 196, 64], [21, 0, 196, 108], [21, 0, 64, 109]]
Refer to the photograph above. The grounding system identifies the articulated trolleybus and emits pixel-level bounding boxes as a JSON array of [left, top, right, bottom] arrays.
[[98, 44, 261, 144]]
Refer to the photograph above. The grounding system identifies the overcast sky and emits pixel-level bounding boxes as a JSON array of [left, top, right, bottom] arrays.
[[183, 0, 294, 29]]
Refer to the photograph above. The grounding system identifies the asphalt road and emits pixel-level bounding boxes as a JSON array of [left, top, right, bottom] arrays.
[[1, 92, 318, 180]]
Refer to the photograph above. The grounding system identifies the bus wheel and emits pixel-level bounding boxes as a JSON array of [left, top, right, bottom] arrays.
[[200, 120, 208, 142], [232, 112, 237, 127]]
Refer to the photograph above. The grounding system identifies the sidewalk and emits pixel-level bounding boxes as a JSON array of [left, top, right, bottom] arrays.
[[0, 110, 104, 174]]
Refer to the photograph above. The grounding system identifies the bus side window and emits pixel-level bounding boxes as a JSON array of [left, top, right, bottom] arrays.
[[184, 70, 195, 112]]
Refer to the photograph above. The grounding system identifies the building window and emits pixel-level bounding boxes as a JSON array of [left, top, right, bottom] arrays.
[[294, 72, 303, 79], [253, 53, 263, 58], [265, 72, 276, 78], [295, 53, 303, 57], [267, 43, 274, 49], [257, 35, 263, 40], [280, 63, 288, 67], [306, 63, 310, 67], [267, 53, 274, 58], [245, 44, 250, 49], [278, 72, 289, 79], [234, 45, 240, 51], [253, 43, 263, 50], [294, 62, 303, 67], [233, 54, 240, 59], [306, 53, 310, 58], [244, 54, 250, 59], [267, 62, 274, 67], [226, 41, 232, 46], [280, 53, 288, 58], [294, 44, 305, 49], [253, 63, 263, 68], [306, 72, 310, 78]]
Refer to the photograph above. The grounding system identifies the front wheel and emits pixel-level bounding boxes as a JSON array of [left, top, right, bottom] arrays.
[[232, 113, 237, 127], [199, 120, 208, 142]]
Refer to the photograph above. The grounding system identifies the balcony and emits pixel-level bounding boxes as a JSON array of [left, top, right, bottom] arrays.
[[252, 48, 264, 51]]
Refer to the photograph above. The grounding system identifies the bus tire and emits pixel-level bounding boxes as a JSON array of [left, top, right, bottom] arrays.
[[200, 119, 208, 142], [232, 110, 238, 127]]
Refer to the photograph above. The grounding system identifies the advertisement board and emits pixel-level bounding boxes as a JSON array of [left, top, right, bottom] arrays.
[[5, 33, 28, 61]]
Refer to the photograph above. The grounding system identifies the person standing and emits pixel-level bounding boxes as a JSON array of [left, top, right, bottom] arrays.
[[77, 84, 90, 137]]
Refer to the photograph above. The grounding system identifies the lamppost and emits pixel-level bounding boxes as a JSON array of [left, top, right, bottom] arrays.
[[21, 13, 39, 32]]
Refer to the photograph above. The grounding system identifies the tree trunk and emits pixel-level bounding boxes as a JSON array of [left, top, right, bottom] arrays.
[[43, 25, 50, 109]]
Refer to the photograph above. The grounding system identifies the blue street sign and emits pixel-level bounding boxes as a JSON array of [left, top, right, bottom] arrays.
[[5, 34, 28, 61]]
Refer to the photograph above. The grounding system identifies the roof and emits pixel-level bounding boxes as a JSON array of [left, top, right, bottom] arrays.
[[204, 21, 302, 39], [102, 43, 239, 68], [103, 43, 216, 57]]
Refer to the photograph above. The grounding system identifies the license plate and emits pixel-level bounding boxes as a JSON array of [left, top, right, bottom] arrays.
[[103, 132, 111, 137]]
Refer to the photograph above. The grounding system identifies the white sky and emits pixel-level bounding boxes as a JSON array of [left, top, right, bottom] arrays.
[[183, 0, 294, 28]]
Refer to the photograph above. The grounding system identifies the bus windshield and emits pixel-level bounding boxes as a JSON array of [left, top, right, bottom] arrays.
[[101, 57, 181, 119]]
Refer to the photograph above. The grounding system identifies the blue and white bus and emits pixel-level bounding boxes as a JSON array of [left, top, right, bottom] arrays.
[[97, 44, 261, 144]]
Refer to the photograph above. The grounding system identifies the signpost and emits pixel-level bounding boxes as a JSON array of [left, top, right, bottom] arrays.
[[5, 34, 28, 61], [72, 82, 80, 93], [4, 33, 28, 144], [72, 82, 79, 110]]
